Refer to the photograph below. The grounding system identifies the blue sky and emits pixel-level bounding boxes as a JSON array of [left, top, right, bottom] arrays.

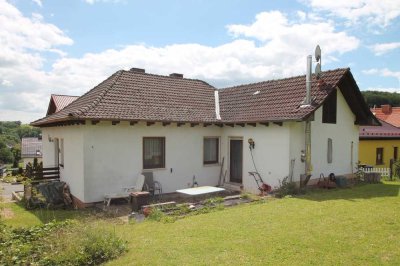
[[1, 0, 399, 122]]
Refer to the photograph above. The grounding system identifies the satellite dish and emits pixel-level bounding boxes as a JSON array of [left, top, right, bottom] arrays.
[[315, 63, 321, 79], [315, 45, 321, 62]]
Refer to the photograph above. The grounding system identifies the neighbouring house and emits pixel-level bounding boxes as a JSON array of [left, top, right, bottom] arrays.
[[371, 104, 400, 127], [31, 67, 377, 207], [359, 105, 400, 168], [21, 137, 43, 165]]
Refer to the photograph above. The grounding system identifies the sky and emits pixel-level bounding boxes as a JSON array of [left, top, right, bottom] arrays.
[[0, 0, 399, 123]]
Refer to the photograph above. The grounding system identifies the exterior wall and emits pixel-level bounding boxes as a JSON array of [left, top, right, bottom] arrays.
[[220, 124, 291, 193], [289, 88, 359, 182], [81, 121, 223, 203], [41, 126, 85, 201], [359, 139, 400, 167]]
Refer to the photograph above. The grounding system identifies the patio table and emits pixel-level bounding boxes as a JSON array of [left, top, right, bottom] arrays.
[[176, 186, 225, 201]]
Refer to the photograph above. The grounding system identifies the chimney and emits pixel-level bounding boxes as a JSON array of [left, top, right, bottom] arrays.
[[169, 73, 183, 79], [130, 67, 145, 73], [381, 104, 392, 114], [305, 55, 312, 105]]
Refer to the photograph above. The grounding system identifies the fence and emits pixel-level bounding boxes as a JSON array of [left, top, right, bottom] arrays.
[[360, 167, 390, 178], [26, 166, 60, 182]]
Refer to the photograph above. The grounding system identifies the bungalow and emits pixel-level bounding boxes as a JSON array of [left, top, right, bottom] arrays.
[[21, 137, 42, 166], [31, 67, 377, 206]]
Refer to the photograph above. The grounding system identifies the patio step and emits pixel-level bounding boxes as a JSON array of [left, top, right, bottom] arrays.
[[223, 182, 242, 192]]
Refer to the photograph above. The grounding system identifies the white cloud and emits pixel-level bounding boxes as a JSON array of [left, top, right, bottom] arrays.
[[370, 42, 400, 55], [305, 0, 400, 27], [32, 0, 42, 7], [1, 79, 12, 86], [0, 5, 359, 123], [364, 68, 400, 79]]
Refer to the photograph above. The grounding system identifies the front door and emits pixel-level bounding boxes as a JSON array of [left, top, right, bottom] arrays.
[[229, 139, 243, 183]]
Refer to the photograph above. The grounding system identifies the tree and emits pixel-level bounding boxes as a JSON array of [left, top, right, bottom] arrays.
[[0, 140, 14, 164]]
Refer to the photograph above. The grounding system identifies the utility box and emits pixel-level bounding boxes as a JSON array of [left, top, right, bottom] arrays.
[[335, 176, 348, 187], [130, 191, 150, 212]]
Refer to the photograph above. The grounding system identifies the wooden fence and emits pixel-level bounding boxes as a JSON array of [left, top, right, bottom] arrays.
[[26, 166, 60, 182]]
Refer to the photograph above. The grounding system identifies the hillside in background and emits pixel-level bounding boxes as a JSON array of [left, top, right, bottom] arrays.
[[0, 121, 41, 165], [361, 91, 400, 108]]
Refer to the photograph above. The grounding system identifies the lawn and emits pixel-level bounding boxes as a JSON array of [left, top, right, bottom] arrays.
[[2, 182, 400, 265]]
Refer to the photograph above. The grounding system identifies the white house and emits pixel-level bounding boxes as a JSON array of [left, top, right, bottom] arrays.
[[31, 67, 377, 207]]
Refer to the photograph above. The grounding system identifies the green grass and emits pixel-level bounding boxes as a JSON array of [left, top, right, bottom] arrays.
[[110, 182, 400, 265], [3, 182, 400, 265], [0, 202, 85, 227]]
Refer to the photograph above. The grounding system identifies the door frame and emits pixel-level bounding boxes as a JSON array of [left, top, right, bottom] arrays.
[[228, 137, 243, 184]]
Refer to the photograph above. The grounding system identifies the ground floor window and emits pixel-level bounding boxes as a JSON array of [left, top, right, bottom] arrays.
[[143, 137, 165, 169], [203, 137, 219, 164], [394, 147, 398, 161], [376, 147, 384, 165]]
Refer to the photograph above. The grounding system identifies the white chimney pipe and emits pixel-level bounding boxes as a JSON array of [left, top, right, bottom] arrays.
[[214, 90, 221, 120], [305, 55, 312, 105]]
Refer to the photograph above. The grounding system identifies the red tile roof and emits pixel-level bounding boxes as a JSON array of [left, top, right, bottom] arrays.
[[46, 94, 79, 116], [359, 119, 400, 139], [371, 106, 400, 128], [219, 68, 348, 122], [31, 68, 378, 127]]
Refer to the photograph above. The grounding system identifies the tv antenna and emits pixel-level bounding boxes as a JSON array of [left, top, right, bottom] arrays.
[[315, 45, 322, 79]]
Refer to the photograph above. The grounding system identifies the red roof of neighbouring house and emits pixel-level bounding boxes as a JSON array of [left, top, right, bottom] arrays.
[[21, 137, 42, 158], [371, 105, 400, 128], [31, 68, 379, 127], [46, 94, 79, 116], [359, 119, 400, 139]]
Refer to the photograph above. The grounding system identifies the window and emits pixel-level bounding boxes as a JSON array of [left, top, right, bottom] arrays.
[[327, 138, 333, 164], [59, 139, 64, 167], [203, 137, 219, 164], [322, 90, 337, 124], [376, 147, 384, 165], [394, 147, 398, 161], [143, 137, 165, 169]]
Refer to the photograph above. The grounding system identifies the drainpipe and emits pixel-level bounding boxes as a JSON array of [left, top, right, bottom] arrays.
[[302, 55, 313, 187]]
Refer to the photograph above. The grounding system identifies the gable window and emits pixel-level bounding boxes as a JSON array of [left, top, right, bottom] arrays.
[[203, 137, 219, 164], [143, 137, 165, 169], [376, 147, 384, 165], [322, 90, 337, 124], [327, 138, 333, 164]]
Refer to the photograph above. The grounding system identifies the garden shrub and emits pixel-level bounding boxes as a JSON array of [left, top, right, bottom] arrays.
[[274, 176, 303, 198], [0, 220, 127, 266]]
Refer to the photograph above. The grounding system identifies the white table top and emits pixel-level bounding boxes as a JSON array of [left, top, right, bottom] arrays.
[[176, 186, 225, 196]]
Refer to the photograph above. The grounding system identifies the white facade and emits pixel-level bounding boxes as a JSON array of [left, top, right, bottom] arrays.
[[41, 88, 359, 203]]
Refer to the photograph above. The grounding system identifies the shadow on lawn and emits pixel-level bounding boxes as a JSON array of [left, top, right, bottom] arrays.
[[299, 182, 400, 202]]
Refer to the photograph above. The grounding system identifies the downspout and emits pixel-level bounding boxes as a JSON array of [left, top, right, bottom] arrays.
[[301, 55, 313, 187]]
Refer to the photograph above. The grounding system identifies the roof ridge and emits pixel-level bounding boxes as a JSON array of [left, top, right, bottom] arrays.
[[219, 68, 349, 91], [51, 94, 79, 98], [70, 70, 124, 117], [121, 69, 216, 88]]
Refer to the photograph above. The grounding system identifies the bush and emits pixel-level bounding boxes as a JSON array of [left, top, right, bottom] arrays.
[[0, 220, 127, 266], [274, 176, 303, 198]]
